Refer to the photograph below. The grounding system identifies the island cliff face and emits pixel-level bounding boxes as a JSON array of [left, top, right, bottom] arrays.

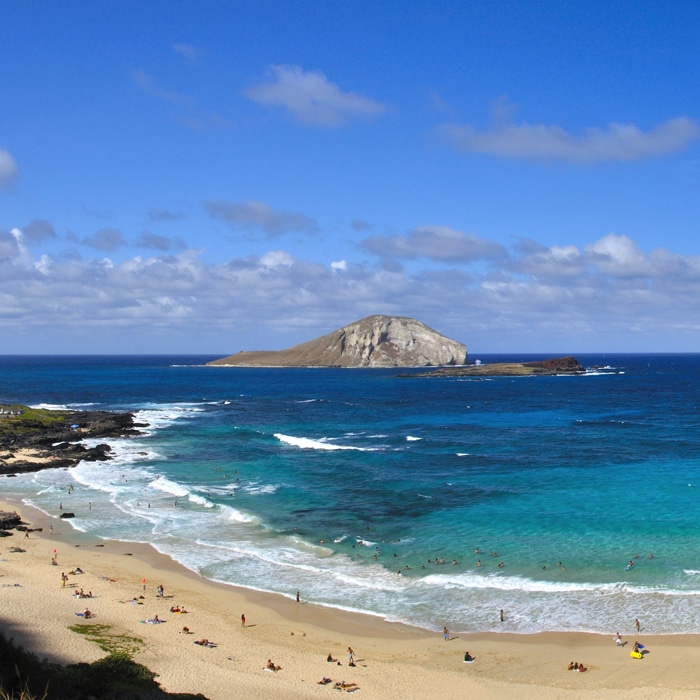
[[208, 315, 468, 368]]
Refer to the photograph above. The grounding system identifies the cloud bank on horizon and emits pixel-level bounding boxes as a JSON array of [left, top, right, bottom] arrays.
[[2, 2, 700, 353]]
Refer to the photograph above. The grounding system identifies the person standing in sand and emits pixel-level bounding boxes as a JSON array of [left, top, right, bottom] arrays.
[[348, 647, 355, 666], [241, 613, 246, 627], [443, 626, 449, 641]]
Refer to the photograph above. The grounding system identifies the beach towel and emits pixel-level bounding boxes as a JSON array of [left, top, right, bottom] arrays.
[[141, 618, 165, 624]]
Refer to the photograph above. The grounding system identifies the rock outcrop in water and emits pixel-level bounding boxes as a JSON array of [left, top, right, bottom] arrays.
[[0, 407, 145, 474], [408, 356, 586, 377], [208, 315, 467, 368]]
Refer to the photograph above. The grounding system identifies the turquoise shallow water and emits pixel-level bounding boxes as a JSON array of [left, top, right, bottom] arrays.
[[2, 354, 700, 634]]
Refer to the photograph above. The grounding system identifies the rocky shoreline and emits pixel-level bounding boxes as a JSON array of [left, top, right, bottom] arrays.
[[0, 406, 146, 475]]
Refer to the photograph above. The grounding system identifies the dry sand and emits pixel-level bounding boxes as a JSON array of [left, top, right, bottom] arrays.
[[2, 498, 700, 700]]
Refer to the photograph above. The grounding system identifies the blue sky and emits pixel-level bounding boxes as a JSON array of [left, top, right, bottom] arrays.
[[2, 1, 700, 354]]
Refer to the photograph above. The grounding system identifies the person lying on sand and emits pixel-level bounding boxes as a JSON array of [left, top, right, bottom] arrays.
[[317, 677, 332, 685], [181, 626, 191, 634], [327, 653, 338, 663], [142, 616, 165, 624], [194, 639, 217, 647], [266, 659, 282, 671], [334, 681, 358, 689]]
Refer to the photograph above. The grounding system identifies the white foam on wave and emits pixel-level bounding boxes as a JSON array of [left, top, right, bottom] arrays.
[[150, 476, 189, 498], [274, 433, 377, 452], [188, 493, 215, 508], [219, 504, 257, 523], [406, 435, 421, 442], [419, 571, 694, 598], [243, 483, 279, 495]]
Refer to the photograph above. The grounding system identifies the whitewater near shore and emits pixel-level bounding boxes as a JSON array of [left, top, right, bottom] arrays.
[[3, 499, 700, 700]]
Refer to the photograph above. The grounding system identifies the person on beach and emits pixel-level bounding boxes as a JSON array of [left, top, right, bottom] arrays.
[[500, 609, 504, 622], [615, 632, 623, 646], [241, 613, 246, 627], [83, 608, 92, 619], [635, 618, 641, 633], [348, 647, 355, 666], [296, 590, 300, 603], [443, 626, 449, 641]]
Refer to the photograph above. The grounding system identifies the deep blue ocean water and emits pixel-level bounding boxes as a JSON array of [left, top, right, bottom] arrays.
[[2, 354, 700, 635]]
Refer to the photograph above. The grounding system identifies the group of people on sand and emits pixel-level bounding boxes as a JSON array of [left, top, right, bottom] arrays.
[[567, 661, 587, 672], [326, 648, 356, 667]]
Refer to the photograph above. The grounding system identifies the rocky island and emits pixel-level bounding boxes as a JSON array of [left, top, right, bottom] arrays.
[[208, 315, 468, 368], [0, 405, 145, 475], [408, 356, 586, 377]]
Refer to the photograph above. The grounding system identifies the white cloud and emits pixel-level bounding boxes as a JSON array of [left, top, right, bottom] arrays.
[[260, 250, 294, 268], [133, 230, 186, 252], [585, 233, 651, 277], [204, 199, 317, 237], [0, 149, 18, 188], [363, 226, 507, 262], [244, 65, 387, 127], [3, 233, 700, 352], [82, 228, 127, 251], [439, 117, 700, 164], [22, 219, 57, 245]]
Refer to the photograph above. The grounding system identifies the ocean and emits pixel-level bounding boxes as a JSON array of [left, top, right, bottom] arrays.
[[2, 353, 700, 636]]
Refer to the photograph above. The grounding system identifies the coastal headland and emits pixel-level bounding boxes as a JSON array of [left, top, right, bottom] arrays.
[[0, 405, 144, 474]]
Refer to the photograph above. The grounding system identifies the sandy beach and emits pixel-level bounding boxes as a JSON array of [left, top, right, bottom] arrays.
[[2, 498, 700, 699]]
